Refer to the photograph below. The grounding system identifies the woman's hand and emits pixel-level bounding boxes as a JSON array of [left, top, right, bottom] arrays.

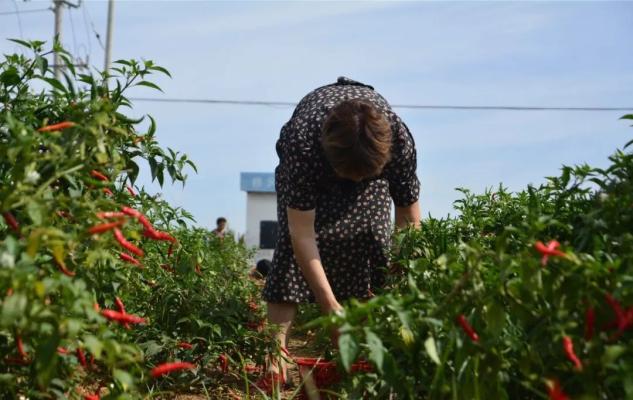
[[320, 297, 343, 315]]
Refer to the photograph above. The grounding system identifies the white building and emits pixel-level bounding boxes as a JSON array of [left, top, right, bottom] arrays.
[[240, 172, 278, 262]]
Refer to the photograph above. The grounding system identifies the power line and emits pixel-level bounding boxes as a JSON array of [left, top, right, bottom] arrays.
[[128, 97, 632, 112], [0, 7, 50, 16], [83, 2, 105, 50], [68, 5, 79, 56], [11, 0, 23, 39], [80, 2, 92, 54]]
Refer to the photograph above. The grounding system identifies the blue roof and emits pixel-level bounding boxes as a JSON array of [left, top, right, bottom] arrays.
[[240, 172, 276, 193]]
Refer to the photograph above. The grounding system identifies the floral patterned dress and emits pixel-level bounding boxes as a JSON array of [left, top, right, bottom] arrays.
[[262, 77, 420, 304]]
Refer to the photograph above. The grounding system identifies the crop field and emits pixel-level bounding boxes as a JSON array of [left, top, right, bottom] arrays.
[[1, 40, 632, 400]]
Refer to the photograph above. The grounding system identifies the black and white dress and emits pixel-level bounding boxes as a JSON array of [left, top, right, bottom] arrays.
[[262, 77, 420, 304]]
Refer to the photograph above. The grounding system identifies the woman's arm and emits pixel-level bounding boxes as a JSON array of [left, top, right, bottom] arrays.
[[395, 200, 421, 229], [287, 207, 342, 314]]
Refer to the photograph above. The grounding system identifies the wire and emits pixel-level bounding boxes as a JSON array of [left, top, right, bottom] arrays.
[[0, 8, 50, 16], [11, 0, 23, 39], [69, 5, 79, 56], [128, 97, 633, 112], [81, 1, 92, 54], [83, 2, 105, 50]]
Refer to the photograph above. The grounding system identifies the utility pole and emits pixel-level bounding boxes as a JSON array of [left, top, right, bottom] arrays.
[[52, 0, 82, 80], [53, 0, 63, 79], [104, 0, 115, 73]]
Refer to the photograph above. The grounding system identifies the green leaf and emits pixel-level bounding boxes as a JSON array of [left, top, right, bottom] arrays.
[[135, 80, 163, 92], [35, 335, 60, 388], [35, 55, 48, 75], [38, 77, 67, 93], [60, 54, 76, 76], [365, 330, 385, 373], [127, 161, 140, 185], [149, 158, 158, 182], [83, 335, 103, 359], [0, 67, 21, 86], [113, 369, 135, 391], [1, 293, 27, 326], [186, 160, 198, 173], [485, 301, 506, 337], [7, 38, 32, 49], [150, 65, 172, 78], [26, 201, 43, 225], [619, 114, 633, 120], [424, 336, 441, 365], [338, 333, 359, 372]]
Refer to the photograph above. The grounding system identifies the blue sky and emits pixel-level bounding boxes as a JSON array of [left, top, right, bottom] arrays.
[[1, 1, 632, 233]]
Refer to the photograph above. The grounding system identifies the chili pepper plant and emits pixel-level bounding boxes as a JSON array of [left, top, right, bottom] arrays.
[[0, 40, 265, 398], [316, 119, 633, 399]]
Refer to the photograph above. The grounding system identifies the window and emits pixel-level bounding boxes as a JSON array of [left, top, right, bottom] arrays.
[[260, 220, 279, 249]]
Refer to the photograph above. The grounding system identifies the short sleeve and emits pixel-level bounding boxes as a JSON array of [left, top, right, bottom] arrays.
[[384, 117, 420, 207], [276, 120, 318, 211]]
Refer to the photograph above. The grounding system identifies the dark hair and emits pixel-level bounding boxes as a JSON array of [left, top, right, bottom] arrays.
[[216, 217, 227, 225], [256, 259, 271, 278], [321, 99, 392, 180]]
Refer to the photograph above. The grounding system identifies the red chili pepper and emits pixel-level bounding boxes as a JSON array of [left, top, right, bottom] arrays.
[[119, 252, 142, 267], [160, 232, 177, 243], [547, 379, 570, 400], [562, 336, 582, 370], [585, 306, 595, 341], [96, 211, 126, 219], [102, 188, 114, 196], [100, 309, 146, 325], [604, 293, 633, 339], [143, 227, 176, 243], [115, 296, 131, 329], [534, 240, 566, 266], [114, 296, 126, 313], [113, 228, 144, 257], [456, 314, 479, 342], [57, 347, 69, 355], [76, 348, 87, 368], [126, 185, 136, 197], [2, 212, 19, 233], [121, 206, 142, 218], [177, 342, 193, 350], [137, 215, 155, 232], [248, 300, 259, 312], [150, 361, 196, 378], [16, 335, 27, 359], [55, 259, 76, 277], [90, 170, 109, 182], [37, 121, 75, 132], [88, 220, 124, 235], [143, 228, 159, 239], [195, 264, 202, 276], [168, 243, 174, 257], [217, 354, 229, 373], [84, 394, 100, 400]]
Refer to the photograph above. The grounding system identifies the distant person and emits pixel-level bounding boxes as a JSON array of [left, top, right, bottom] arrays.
[[258, 77, 421, 392], [211, 217, 228, 238], [249, 259, 271, 280]]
